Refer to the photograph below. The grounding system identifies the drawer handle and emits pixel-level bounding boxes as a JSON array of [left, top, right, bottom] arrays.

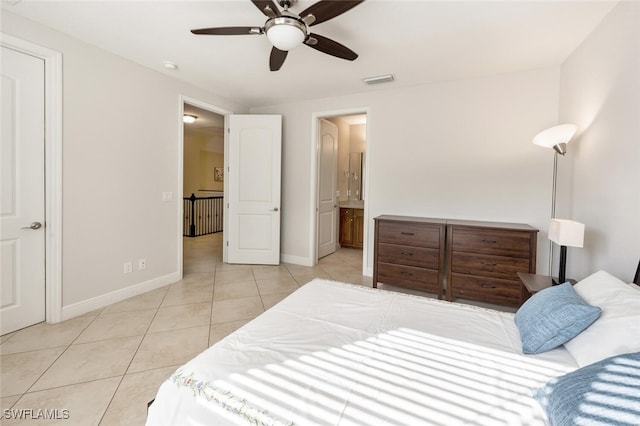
[[401, 252, 414, 256], [400, 271, 413, 277], [481, 262, 497, 266], [481, 284, 497, 289], [401, 232, 415, 236], [482, 239, 497, 244]]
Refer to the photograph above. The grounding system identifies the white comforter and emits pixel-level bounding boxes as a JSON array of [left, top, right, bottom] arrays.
[[146, 279, 578, 426]]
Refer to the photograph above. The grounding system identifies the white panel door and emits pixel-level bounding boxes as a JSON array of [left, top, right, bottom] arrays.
[[317, 120, 338, 259], [1, 46, 46, 334], [227, 115, 281, 265]]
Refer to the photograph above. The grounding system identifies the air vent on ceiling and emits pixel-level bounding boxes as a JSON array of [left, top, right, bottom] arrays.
[[362, 74, 395, 85]]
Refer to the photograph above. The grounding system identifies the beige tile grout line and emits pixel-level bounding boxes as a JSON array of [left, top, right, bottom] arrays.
[[4, 309, 105, 411], [206, 267, 217, 348], [97, 284, 172, 425], [251, 266, 267, 313], [97, 264, 218, 423]]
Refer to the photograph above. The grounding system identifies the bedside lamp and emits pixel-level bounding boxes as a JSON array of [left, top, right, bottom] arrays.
[[548, 219, 585, 285]]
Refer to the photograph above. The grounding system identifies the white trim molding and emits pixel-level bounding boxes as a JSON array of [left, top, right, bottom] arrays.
[[310, 107, 372, 273], [61, 273, 179, 321], [281, 253, 314, 267], [1, 33, 64, 323]]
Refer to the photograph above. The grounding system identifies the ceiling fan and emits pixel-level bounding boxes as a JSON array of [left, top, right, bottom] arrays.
[[191, 0, 363, 71]]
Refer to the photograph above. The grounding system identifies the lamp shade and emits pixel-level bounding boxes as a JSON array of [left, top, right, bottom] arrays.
[[533, 124, 577, 149], [549, 219, 585, 248]]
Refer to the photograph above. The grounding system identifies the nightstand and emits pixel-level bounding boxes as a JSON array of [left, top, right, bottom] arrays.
[[517, 272, 577, 294]]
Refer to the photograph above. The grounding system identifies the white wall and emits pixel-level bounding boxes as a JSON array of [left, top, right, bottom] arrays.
[[8, 3, 635, 316], [184, 132, 207, 196], [253, 68, 562, 274], [559, 2, 640, 282], [184, 128, 225, 196], [2, 12, 247, 316], [350, 124, 366, 153], [200, 151, 224, 192]]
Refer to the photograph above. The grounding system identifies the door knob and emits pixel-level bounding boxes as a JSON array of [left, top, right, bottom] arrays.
[[271, 207, 279, 212], [22, 222, 42, 230]]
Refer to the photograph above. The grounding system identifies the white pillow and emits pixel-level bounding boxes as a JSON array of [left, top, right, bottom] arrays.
[[563, 270, 640, 367]]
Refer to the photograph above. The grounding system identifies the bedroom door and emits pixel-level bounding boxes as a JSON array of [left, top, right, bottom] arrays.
[[317, 119, 338, 258], [226, 114, 282, 265], [0, 46, 46, 334]]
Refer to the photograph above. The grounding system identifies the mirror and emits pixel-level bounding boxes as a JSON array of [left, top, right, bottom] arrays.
[[348, 152, 365, 201]]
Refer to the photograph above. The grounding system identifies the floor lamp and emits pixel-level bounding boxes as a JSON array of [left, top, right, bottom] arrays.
[[532, 124, 578, 276]]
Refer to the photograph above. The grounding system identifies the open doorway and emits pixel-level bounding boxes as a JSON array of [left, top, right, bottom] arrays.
[[313, 111, 369, 275], [181, 101, 227, 276]]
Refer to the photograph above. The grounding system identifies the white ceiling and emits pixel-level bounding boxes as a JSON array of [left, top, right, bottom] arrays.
[[184, 103, 225, 128], [334, 113, 367, 125], [3, 1, 617, 107]]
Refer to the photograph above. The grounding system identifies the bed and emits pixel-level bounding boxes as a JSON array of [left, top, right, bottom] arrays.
[[146, 262, 640, 426]]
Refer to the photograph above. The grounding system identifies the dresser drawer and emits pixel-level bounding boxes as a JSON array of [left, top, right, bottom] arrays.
[[377, 263, 440, 293], [450, 228, 532, 258], [377, 243, 439, 269], [378, 221, 441, 248], [450, 252, 530, 280], [449, 273, 522, 307]]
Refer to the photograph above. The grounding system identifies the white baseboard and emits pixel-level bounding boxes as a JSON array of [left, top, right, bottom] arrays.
[[280, 253, 314, 267], [61, 272, 180, 321]]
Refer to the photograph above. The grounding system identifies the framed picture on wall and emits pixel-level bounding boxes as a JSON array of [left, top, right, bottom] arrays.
[[214, 167, 224, 182]]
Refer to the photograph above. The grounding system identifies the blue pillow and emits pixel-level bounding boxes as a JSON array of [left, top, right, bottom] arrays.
[[515, 282, 601, 354], [534, 352, 640, 426]]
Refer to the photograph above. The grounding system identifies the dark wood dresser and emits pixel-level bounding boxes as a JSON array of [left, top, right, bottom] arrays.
[[446, 220, 538, 307], [373, 215, 446, 298], [372, 215, 538, 307]]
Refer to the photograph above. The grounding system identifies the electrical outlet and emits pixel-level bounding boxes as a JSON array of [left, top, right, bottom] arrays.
[[138, 258, 146, 270], [123, 262, 132, 274]]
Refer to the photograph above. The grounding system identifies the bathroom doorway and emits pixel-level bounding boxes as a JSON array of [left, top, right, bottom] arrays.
[[313, 110, 369, 275]]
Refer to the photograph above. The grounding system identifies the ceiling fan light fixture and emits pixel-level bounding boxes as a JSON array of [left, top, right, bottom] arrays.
[[265, 17, 306, 51], [190, 0, 363, 71]]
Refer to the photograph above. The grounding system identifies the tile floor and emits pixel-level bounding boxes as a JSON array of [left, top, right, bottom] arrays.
[[0, 233, 376, 425], [1, 233, 514, 425]]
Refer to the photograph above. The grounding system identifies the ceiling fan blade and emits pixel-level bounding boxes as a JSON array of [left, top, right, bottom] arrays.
[[191, 26, 263, 36], [270, 47, 288, 71], [299, 0, 364, 26], [251, 0, 281, 18], [305, 33, 358, 61]]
